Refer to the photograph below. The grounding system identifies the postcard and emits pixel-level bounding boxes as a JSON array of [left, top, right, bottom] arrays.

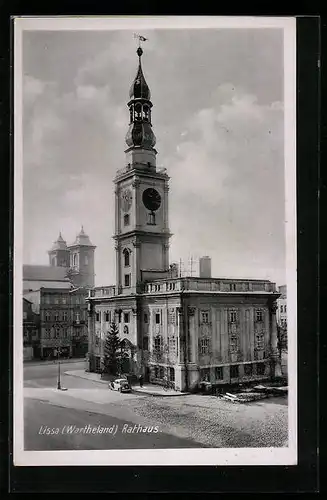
[[14, 15, 297, 466]]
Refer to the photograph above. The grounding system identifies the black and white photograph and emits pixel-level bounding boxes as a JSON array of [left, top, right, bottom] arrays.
[[14, 16, 297, 466]]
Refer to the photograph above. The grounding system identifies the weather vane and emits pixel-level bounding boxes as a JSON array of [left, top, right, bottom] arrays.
[[133, 33, 148, 48]]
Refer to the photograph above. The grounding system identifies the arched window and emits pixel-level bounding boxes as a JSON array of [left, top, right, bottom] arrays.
[[123, 248, 130, 267], [143, 105, 149, 122], [124, 214, 130, 226], [134, 103, 142, 121], [73, 254, 77, 267]]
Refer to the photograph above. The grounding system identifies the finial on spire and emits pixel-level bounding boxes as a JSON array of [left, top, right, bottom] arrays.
[[133, 33, 148, 52]]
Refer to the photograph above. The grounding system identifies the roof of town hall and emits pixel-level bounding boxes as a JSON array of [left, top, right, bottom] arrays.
[[23, 264, 70, 282]]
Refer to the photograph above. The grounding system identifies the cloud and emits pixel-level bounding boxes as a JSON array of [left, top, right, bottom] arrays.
[[167, 85, 284, 280]]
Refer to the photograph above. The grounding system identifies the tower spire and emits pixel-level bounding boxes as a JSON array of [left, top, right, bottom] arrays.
[[125, 43, 156, 151]]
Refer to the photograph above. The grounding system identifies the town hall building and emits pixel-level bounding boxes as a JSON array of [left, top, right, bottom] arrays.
[[86, 46, 282, 391]]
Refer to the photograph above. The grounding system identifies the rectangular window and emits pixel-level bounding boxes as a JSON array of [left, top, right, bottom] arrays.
[[63, 311, 68, 321], [155, 312, 161, 324], [280, 305, 284, 313], [200, 338, 209, 354], [244, 364, 253, 376], [45, 295, 50, 304], [229, 311, 237, 323], [230, 365, 239, 379], [154, 336, 162, 351], [96, 312, 100, 322], [229, 334, 238, 353], [144, 313, 148, 323], [124, 274, 131, 287], [169, 337, 176, 352], [159, 366, 165, 379], [124, 312, 130, 323], [256, 310, 263, 322], [154, 366, 159, 378], [105, 311, 110, 322], [23, 311, 27, 320], [62, 297, 67, 304], [142, 336, 149, 350], [201, 311, 209, 324], [75, 312, 80, 324], [215, 367, 223, 380], [256, 363, 266, 376], [169, 367, 175, 382]]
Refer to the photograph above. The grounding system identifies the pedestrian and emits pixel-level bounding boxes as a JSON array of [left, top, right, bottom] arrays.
[[138, 374, 144, 388]]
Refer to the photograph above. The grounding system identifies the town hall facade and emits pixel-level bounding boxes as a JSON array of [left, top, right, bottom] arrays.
[[86, 46, 282, 391]]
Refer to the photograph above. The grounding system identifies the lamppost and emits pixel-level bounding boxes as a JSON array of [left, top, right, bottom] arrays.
[[54, 346, 62, 390]]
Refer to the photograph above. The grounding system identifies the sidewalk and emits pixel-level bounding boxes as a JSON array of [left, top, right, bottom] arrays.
[[65, 369, 190, 396], [65, 369, 108, 384], [24, 357, 85, 366]]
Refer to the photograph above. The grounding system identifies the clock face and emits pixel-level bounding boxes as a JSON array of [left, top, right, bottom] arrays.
[[142, 188, 161, 211], [121, 189, 132, 212]]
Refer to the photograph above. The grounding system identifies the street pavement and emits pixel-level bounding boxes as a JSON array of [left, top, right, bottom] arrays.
[[24, 360, 288, 450]]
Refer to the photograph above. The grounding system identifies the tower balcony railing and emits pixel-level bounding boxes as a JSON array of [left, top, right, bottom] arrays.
[[89, 286, 117, 298], [142, 277, 276, 294]]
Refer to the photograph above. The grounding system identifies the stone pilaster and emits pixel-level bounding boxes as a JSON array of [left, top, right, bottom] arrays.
[[269, 301, 282, 378], [87, 299, 95, 372]]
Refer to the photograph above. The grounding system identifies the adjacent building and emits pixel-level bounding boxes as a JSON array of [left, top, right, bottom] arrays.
[[23, 297, 39, 360], [86, 46, 282, 391], [23, 228, 95, 359]]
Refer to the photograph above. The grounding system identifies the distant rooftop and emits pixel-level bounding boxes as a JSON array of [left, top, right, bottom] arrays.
[[23, 265, 70, 282]]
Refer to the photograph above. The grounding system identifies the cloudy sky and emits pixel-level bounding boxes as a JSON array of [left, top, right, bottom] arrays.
[[22, 24, 287, 287]]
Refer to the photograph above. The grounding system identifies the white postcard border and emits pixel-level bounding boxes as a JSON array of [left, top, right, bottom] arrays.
[[13, 15, 297, 467]]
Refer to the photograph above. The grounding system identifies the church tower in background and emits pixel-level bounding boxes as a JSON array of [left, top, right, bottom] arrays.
[[48, 232, 70, 268], [114, 46, 171, 294], [67, 226, 96, 288]]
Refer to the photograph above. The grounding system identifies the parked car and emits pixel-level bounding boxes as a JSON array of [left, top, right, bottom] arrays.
[[109, 378, 131, 393]]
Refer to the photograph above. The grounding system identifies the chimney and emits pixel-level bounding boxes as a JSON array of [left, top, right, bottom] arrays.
[[199, 256, 211, 278]]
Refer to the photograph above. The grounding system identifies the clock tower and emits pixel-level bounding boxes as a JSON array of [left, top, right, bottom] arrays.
[[114, 46, 171, 294]]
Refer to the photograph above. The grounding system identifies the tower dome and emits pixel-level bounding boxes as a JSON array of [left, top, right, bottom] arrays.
[[50, 232, 67, 251], [129, 47, 151, 100], [69, 226, 95, 248], [125, 47, 156, 150]]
